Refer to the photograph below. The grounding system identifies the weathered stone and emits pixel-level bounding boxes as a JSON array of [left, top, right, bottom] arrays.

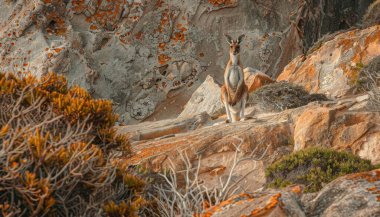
[[203, 187, 305, 217], [117, 112, 210, 142], [0, 0, 373, 122], [277, 25, 380, 98], [305, 169, 380, 217], [179, 75, 224, 119], [205, 169, 380, 217], [244, 67, 275, 94], [294, 104, 380, 164]]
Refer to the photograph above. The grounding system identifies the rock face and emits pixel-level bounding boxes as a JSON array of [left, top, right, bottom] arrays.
[[294, 102, 380, 164], [0, 0, 373, 122], [304, 169, 380, 217], [179, 75, 224, 119], [277, 25, 380, 98], [116, 93, 379, 195], [204, 169, 380, 217], [203, 189, 304, 217]]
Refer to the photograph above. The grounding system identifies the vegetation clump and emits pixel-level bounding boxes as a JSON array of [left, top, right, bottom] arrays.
[[0, 72, 144, 216], [363, 0, 380, 27], [355, 56, 380, 111], [356, 56, 380, 92], [248, 81, 328, 112], [265, 148, 377, 193]]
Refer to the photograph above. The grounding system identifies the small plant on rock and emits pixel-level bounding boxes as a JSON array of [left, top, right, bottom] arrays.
[[363, 0, 380, 27], [355, 56, 380, 111], [248, 81, 328, 112], [265, 148, 376, 193]]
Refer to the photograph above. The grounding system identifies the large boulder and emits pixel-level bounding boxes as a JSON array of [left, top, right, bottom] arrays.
[[0, 0, 373, 122], [178, 75, 224, 119], [203, 188, 305, 217], [277, 25, 380, 98], [204, 168, 380, 217], [294, 99, 380, 164], [304, 169, 380, 216]]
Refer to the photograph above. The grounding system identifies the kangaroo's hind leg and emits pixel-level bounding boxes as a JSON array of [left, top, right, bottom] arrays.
[[221, 85, 232, 123], [240, 92, 247, 121]]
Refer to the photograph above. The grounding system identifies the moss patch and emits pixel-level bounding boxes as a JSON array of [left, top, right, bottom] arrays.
[[265, 148, 377, 193]]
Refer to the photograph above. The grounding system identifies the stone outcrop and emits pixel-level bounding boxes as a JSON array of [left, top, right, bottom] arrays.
[[204, 169, 380, 217], [0, 0, 373, 122], [202, 189, 304, 217], [179, 76, 224, 119], [244, 67, 275, 94], [116, 93, 379, 195], [294, 99, 380, 164], [277, 25, 380, 99], [304, 169, 380, 217]]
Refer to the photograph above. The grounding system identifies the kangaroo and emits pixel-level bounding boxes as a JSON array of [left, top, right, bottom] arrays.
[[221, 34, 248, 123]]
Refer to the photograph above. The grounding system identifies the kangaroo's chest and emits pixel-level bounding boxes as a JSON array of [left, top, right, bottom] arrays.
[[227, 66, 242, 89]]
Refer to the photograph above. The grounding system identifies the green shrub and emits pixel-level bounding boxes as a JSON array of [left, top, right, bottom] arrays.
[[0, 72, 143, 216], [265, 148, 376, 193]]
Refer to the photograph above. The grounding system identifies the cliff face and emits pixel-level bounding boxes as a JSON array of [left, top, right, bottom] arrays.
[[0, 0, 373, 123]]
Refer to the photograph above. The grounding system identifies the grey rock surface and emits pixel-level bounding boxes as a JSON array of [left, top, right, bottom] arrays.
[[179, 75, 224, 119]]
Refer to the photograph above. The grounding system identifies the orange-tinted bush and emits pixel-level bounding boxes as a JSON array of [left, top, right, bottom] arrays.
[[0, 72, 141, 216]]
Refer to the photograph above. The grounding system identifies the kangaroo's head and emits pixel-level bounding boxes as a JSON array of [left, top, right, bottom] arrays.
[[225, 34, 245, 56]]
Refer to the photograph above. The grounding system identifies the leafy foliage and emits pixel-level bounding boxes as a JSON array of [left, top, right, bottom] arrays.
[[0, 72, 143, 216], [265, 148, 376, 193]]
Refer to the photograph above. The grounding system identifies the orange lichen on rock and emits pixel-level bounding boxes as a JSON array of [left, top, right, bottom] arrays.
[[126, 139, 189, 166], [208, 0, 237, 6], [200, 194, 253, 217], [73, 0, 128, 30], [242, 193, 282, 217], [277, 25, 380, 98], [209, 166, 227, 176], [158, 43, 166, 50], [347, 169, 380, 183], [157, 9, 172, 33], [90, 24, 99, 31], [45, 8, 68, 36], [200, 193, 283, 217], [135, 31, 143, 40], [291, 185, 303, 195], [158, 54, 171, 65]]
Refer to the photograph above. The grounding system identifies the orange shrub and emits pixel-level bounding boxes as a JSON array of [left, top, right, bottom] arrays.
[[0, 72, 141, 216]]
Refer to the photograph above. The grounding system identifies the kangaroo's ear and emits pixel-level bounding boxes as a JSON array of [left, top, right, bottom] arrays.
[[237, 34, 245, 44], [224, 34, 233, 45]]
